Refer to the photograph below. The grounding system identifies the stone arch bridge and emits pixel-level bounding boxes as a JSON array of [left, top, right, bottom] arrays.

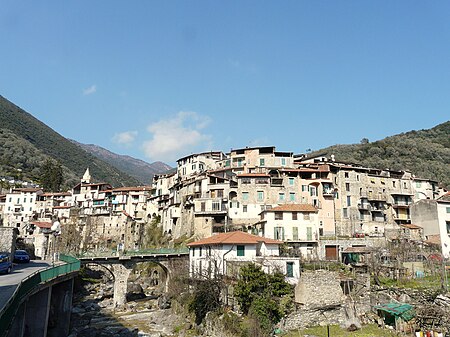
[[79, 250, 189, 307]]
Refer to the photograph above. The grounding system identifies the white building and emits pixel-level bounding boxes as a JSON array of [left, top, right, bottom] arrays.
[[3, 188, 42, 236], [254, 203, 319, 260], [187, 231, 300, 284], [411, 193, 450, 258]]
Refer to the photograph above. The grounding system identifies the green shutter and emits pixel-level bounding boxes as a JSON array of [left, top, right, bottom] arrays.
[[237, 245, 245, 256]]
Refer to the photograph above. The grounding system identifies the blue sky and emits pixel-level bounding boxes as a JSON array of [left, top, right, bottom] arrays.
[[1, 1, 449, 164]]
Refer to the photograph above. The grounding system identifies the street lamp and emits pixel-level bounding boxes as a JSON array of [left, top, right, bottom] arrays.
[[50, 220, 61, 265]]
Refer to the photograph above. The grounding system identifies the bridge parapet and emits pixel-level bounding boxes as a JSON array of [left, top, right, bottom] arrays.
[[0, 254, 80, 337]]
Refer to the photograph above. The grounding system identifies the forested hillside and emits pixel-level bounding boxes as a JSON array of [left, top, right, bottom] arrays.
[[310, 121, 450, 188], [0, 95, 139, 188]]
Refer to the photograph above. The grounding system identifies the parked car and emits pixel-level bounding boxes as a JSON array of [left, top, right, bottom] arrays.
[[14, 250, 30, 263], [0, 254, 12, 274]]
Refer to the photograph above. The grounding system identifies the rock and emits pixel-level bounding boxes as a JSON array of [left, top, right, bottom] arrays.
[[157, 295, 171, 309], [127, 282, 146, 302], [72, 306, 86, 314], [77, 327, 99, 337], [347, 323, 359, 331]]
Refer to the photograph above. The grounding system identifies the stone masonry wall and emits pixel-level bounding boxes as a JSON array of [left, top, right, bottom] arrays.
[[0, 226, 17, 255], [284, 270, 371, 330]]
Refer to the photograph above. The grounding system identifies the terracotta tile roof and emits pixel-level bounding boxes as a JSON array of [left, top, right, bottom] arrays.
[[187, 231, 282, 247], [31, 221, 52, 229], [266, 204, 317, 212], [14, 188, 42, 193], [112, 186, 153, 192], [438, 192, 450, 202], [400, 224, 422, 230], [424, 234, 441, 245], [41, 192, 71, 197], [237, 173, 270, 178]]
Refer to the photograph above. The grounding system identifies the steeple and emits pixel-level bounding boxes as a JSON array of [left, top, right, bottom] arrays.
[[82, 167, 91, 184]]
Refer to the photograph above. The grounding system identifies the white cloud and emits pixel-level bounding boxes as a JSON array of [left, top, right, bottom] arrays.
[[142, 111, 212, 162], [112, 131, 138, 145], [83, 85, 97, 95]]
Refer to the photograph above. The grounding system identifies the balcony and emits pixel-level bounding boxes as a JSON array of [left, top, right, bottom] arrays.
[[323, 188, 335, 197], [392, 202, 411, 208], [358, 203, 370, 211], [195, 198, 228, 215]]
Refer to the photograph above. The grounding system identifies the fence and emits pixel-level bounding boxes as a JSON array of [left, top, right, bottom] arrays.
[[0, 254, 80, 337]]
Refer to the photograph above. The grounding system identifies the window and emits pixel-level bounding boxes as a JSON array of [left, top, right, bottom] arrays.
[[356, 174, 360, 181], [24, 198, 26, 203], [275, 212, 283, 220], [212, 202, 221, 211], [292, 212, 297, 220], [225, 160, 230, 167], [304, 212, 310, 220], [310, 186, 317, 197], [393, 181, 396, 188], [292, 227, 298, 240], [237, 158, 243, 167], [281, 158, 286, 166], [302, 185, 309, 192], [345, 183, 350, 192], [237, 245, 245, 256], [274, 227, 285, 240], [243, 205, 247, 212], [347, 196, 351, 207], [279, 193, 285, 201], [192, 164, 196, 170], [446, 207, 450, 214], [259, 158, 265, 166], [289, 192, 295, 202], [286, 262, 294, 277], [257, 191, 264, 202], [307, 227, 313, 241], [8, 197, 11, 202], [344, 172, 349, 178], [343, 208, 348, 218], [199, 247, 202, 256], [289, 177, 294, 186], [242, 192, 249, 201]]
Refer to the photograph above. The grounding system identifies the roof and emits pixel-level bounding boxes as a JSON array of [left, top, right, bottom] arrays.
[[343, 246, 374, 253], [374, 302, 415, 321], [400, 224, 422, 230], [266, 204, 317, 213], [438, 192, 450, 202], [187, 231, 282, 247], [12, 188, 42, 193], [112, 186, 153, 192], [40, 192, 71, 197], [31, 221, 52, 229], [424, 234, 441, 245], [237, 173, 270, 178]]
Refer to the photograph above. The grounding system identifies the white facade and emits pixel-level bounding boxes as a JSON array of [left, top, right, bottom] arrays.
[[188, 231, 300, 284]]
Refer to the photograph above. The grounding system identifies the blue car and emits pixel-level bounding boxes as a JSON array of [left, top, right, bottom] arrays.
[[14, 250, 30, 263], [0, 254, 12, 274]]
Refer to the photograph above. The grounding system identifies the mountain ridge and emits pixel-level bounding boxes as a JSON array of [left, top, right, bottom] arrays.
[[70, 141, 172, 184], [0, 95, 139, 188]]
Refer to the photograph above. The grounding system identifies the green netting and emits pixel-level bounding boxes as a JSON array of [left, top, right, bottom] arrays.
[[374, 302, 415, 321]]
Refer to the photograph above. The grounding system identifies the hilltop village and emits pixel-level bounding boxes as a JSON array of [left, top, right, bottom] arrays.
[[1, 145, 449, 264]]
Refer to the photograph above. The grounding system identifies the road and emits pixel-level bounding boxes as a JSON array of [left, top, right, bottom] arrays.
[[0, 261, 51, 311]]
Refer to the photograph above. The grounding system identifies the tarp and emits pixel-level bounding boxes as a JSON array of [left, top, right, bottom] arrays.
[[374, 302, 415, 321]]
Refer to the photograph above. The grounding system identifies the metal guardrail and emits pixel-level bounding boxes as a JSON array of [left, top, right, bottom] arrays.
[[77, 247, 189, 258], [0, 254, 80, 337]]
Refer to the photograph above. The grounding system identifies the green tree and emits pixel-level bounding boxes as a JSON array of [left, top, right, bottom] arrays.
[[40, 159, 64, 192], [188, 278, 223, 325], [234, 264, 293, 335]]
